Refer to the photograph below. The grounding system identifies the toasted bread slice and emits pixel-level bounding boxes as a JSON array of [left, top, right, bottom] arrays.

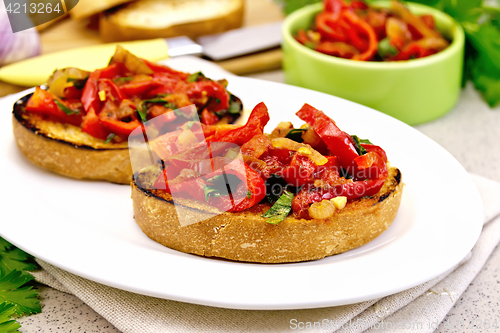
[[132, 166, 403, 263], [99, 0, 245, 42], [12, 94, 132, 184], [69, 0, 133, 20]]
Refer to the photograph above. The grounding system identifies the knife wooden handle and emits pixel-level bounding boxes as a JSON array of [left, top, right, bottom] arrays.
[[0, 39, 169, 87], [217, 49, 283, 75]]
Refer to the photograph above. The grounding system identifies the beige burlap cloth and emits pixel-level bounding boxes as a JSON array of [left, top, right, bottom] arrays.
[[31, 174, 500, 333]]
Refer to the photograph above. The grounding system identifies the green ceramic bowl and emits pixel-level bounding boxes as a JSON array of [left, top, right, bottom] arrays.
[[282, 2, 465, 125]]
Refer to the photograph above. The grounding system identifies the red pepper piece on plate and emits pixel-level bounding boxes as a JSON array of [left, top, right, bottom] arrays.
[[185, 81, 230, 112], [201, 108, 220, 125], [120, 79, 163, 98], [361, 143, 387, 162], [26, 87, 83, 127], [292, 152, 388, 219], [281, 154, 317, 187], [143, 59, 190, 81], [81, 107, 110, 140], [296, 104, 359, 172], [208, 102, 270, 145]]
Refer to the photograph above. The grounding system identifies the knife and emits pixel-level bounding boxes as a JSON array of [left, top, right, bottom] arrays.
[[0, 21, 282, 87]]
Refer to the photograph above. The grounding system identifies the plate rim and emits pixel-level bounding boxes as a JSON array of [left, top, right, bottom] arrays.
[[0, 63, 483, 310]]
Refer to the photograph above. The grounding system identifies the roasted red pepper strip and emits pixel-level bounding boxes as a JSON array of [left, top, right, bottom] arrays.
[[361, 143, 387, 162], [420, 14, 435, 30], [99, 79, 124, 103], [99, 114, 142, 138], [316, 41, 360, 58], [208, 102, 270, 145], [295, 29, 312, 45], [281, 154, 317, 187], [332, 151, 387, 197], [63, 85, 83, 100], [99, 63, 126, 79], [324, 0, 345, 13], [316, 12, 347, 42], [391, 1, 439, 39], [296, 103, 319, 126], [81, 64, 126, 113], [296, 104, 359, 172], [157, 159, 266, 212], [343, 10, 378, 61], [81, 71, 101, 113], [292, 152, 387, 219], [228, 163, 267, 211], [201, 108, 220, 125], [143, 59, 189, 80], [81, 107, 110, 140], [391, 42, 435, 60], [26, 87, 83, 126], [119, 79, 163, 98], [350, 1, 368, 10], [185, 81, 230, 112]]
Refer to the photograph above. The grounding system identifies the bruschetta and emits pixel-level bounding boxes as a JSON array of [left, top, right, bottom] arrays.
[[131, 102, 403, 263], [12, 46, 243, 184]]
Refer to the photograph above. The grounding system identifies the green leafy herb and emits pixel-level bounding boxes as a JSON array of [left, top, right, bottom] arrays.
[[359, 138, 373, 144], [285, 128, 307, 143], [265, 174, 289, 203], [113, 76, 134, 84], [187, 72, 205, 83], [137, 104, 148, 122], [377, 38, 399, 58], [247, 191, 252, 199], [0, 239, 35, 271], [0, 302, 21, 332], [0, 270, 40, 316], [262, 191, 294, 224], [203, 174, 240, 202], [104, 133, 116, 144], [66, 77, 88, 90], [142, 98, 170, 104], [0, 238, 41, 331], [351, 135, 373, 155], [340, 167, 353, 180], [203, 185, 222, 202], [53, 100, 80, 115], [136, 98, 175, 122], [0, 239, 37, 274]]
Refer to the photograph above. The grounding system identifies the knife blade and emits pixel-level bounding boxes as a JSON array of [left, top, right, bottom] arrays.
[[0, 21, 282, 87]]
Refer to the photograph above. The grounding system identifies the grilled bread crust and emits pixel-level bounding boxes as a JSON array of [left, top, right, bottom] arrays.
[[12, 94, 132, 184], [132, 167, 403, 263]]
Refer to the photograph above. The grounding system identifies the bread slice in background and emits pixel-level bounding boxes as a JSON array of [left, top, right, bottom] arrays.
[[100, 0, 245, 42], [12, 94, 132, 184], [70, 0, 134, 20]]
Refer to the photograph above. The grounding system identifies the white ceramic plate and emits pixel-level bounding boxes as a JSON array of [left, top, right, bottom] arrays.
[[0, 58, 483, 310]]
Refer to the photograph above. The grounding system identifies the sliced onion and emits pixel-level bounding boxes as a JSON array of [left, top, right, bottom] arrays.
[[0, 7, 41, 66], [308, 200, 336, 219]]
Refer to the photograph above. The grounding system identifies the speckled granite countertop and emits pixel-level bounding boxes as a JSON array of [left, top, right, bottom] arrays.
[[18, 72, 500, 333]]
